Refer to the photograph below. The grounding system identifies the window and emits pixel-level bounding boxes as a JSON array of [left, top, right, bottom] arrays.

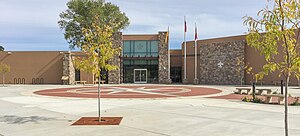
[[171, 67, 182, 83], [151, 41, 158, 56], [123, 60, 159, 83], [134, 41, 147, 57], [75, 70, 80, 81], [123, 41, 131, 57], [123, 40, 159, 57]]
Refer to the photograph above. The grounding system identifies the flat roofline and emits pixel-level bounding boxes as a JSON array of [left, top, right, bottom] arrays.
[[123, 34, 159, 41], [123, 34, 158, 36], [123, 31, 167, 36], [185, 34, 247, 43]]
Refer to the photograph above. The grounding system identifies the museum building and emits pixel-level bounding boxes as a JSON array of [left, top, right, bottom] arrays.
[[0, 32, 298, 85]]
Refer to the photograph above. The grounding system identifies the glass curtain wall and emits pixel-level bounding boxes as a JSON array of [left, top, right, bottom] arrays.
[[123, 41, 158, 57], [122, 40, 159, 83], [123, 60, 158, 83]]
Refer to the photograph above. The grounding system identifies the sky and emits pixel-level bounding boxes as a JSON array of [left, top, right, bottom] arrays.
[[0, 0, 268, 51]]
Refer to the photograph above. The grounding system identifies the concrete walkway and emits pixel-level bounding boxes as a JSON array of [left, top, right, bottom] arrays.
[[0, 85, 300, 136]]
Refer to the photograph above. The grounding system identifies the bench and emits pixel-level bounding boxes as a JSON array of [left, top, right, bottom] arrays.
[[256, 89, 272, 95], [93, 80, 105, 84], [262, 94, 285, 104], [75, 81, 87, 85], [235, 88, 252, 95]]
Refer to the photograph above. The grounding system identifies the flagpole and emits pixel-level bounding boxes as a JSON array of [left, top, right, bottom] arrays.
[[195, 24, 197, 80], [183, 16, 187, 83], [194, 22, 198, 84], [194, 39, 197, 82], [193, 23, 199, 85]]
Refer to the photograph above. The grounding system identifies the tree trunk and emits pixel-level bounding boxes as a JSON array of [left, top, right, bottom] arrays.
[[252, 82, 256, 100], [98, 75, 101, 122], [2, 74, 4, 86], [92, 74, 95, 84], [285, 75, 290, 136], [87, 74, 90, 84], [240, 77, 243, 86]]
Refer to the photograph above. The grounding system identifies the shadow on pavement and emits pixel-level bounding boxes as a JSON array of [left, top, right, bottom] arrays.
[[0, 115, 55, 124]]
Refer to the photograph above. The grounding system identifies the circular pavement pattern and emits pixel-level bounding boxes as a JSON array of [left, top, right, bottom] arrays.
[[34, 86, 222, 98]]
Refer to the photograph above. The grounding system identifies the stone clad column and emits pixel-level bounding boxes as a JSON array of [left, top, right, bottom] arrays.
[[108, 32, 122, 84], [62, 51, 75, 85], [158, 32, 172, 84]]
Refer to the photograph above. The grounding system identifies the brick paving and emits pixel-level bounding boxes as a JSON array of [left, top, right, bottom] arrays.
[[34, 86, 222, 99]]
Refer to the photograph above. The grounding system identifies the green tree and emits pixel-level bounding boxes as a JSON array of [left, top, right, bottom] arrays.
[[0, 63, 10, 86], [58, 0, 129, 49], [0, 45, 4, 51], [244, 0, 300, 135], [73, 16, 121, 121]]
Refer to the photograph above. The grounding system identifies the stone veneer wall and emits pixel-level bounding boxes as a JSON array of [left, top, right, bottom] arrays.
[[108, 32, 122, 84], [198, 40, 245, 85], [62, 52, 75, 85], [158, 32, 171, 84]]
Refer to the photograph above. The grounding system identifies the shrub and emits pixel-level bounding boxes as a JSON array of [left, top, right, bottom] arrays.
[[291, 97, 300, 106], [241, 97, 263, 103], [242, 97, 251, 102], [252, 97, 263, 103]]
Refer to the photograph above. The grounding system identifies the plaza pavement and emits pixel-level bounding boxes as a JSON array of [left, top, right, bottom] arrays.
[[0, 84, 300, 136]]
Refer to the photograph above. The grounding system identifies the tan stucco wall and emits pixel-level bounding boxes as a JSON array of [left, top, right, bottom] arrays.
[[80, 71, 94, 84], [245, 41, 298, 85], [0, 51, 64, 84], [170, 50, 182, 67], [123, 34, 158, 41]]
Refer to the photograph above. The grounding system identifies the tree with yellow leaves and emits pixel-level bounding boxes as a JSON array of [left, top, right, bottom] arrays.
[[73, 16, 121, 122], [244, 0, 300, 135], [0, 63, 10, 86]]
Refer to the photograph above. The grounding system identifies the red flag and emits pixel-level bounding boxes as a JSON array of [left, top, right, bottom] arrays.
[[195, 24, 198, 40], [184, 19, 187, 33], [184, 16, 187, 33]]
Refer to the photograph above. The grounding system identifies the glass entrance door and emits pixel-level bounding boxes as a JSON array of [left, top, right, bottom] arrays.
[[134, 69, 147, 83]]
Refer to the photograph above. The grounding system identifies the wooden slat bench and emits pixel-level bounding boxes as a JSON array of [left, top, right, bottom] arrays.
[[262, 94, 285, 104], [235, 88, 252, 95], [256, 89, 272, 95], [75, 81, 87, 85], [93, 80, 105, 84]]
